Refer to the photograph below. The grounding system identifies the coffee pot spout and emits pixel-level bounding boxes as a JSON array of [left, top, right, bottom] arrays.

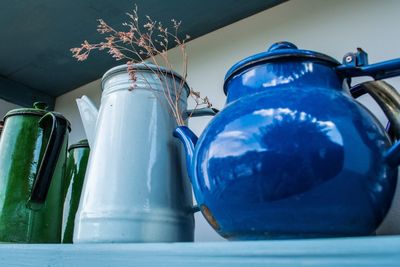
[[173, 126, 198, 183], [76, 95, 98, 147]]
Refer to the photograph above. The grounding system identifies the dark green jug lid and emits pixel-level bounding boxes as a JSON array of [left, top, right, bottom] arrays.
[[4, 102, 49, 119], [3, 102, 71, 131], [68, 139, 89, 152]]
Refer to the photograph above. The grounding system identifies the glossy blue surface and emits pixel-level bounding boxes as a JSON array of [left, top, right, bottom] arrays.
[[225, 61, 343, 103], [174, 42, 400, 240], [224, 41, 340, 88]]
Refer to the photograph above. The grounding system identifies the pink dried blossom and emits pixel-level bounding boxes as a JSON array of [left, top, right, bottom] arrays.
[[70, 5, 212, 125]]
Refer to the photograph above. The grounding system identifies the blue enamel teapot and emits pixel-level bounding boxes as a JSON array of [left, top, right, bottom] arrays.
[[174, 42, 400, 240]]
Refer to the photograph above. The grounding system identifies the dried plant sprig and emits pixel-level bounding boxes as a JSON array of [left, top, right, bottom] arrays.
[[71, 5, 212, 125]]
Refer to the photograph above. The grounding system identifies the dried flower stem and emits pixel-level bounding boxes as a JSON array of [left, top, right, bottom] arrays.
[[71, 5, 211, 125]]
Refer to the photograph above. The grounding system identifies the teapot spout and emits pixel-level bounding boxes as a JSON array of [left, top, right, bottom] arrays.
[[173, 126, 198, 183], [76, 95, 98, 147]]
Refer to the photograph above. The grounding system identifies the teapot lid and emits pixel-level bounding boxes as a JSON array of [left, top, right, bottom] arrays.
[[68, 139, 89, 152], [4, 102, 71, 131], [224, 41, 340, 93]]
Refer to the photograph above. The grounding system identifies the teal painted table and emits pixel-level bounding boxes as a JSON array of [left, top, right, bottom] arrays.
[[0, 236, 399, 266]]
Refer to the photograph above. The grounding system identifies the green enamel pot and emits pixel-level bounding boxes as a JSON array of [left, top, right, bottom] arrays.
[[0, 102, 70, 243], [62, 139, 90, 243]]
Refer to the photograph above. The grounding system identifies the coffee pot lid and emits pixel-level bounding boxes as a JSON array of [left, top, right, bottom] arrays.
[[224, 41, 340, 89]]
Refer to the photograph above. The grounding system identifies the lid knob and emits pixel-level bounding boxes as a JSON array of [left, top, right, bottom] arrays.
[[268, 41, 298, 52], [33, 102, 48, 110]]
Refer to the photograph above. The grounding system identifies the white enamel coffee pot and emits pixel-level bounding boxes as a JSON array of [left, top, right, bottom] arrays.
[[74, 64, 216, 243]]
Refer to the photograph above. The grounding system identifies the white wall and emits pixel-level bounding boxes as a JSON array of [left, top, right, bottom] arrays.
[[55, 79, 101, 143], [55, 0, 400, 241], [0, 99, 21, 119]]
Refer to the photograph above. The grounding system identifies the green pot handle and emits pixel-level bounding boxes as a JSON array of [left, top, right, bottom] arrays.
[[27, 112, 68, 210]]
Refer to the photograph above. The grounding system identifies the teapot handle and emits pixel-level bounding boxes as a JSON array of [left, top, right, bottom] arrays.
[[27, 112, 69, 210], [350, 81, 400, 167], [336, 47, 400, 81], [337, 58, 400, 80], [351, 81, 400, 140]]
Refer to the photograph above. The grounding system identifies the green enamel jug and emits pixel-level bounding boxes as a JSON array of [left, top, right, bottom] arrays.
[[62, 139, 89, 243], [0, 102, 70, 243]]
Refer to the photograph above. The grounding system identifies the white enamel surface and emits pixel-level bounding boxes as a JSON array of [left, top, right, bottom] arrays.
[[74, 68, 194, 243], [76, 96, 98, 147]]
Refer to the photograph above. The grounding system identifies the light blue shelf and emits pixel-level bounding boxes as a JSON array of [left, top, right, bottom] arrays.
[[0, 236, 399, 266]]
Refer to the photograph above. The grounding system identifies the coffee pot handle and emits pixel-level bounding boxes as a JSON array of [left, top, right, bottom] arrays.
[[27, 113, 68, 210], [183, 107, 219, 120]]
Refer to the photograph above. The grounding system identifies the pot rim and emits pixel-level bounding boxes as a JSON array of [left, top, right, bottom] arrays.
[[101, 63, 190, 96], [68, 139, 89, 152]]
